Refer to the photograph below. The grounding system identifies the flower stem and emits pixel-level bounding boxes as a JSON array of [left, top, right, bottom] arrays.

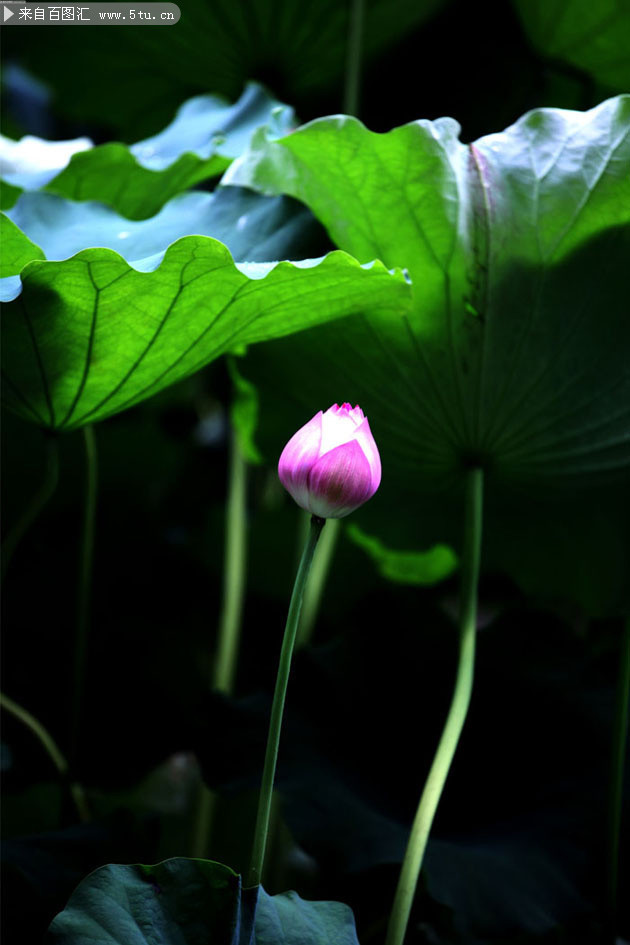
[[0, 691, 90, 822], [247, 514, 326, 887], [1, 435, 59, 583], [343, 0, 364, 117], [213, 432, 248, 693], [605, 616, 630, 942], [71, 424, 97, 763], [385, 467, 484, 945], [298, 515, 340, 648], [192, 431, 248, 859]]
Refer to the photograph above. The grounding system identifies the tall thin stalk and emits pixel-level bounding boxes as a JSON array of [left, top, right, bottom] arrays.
[[193, 431, 248, 859], [213, 433, 248, 693], [71, 424, 97, 763], [247, 515, 325, 887], [385, 468, 484, 945]]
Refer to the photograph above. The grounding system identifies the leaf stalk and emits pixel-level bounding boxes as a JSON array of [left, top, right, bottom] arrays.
[[385, 467, 483, 945]]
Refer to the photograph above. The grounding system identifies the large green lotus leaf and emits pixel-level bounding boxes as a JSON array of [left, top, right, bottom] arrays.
[[4, 0, 445, 140], [1, 186, 327, 291], [47, 857, 360, 945], [225, 96, 630, 489], [1, 237, 409, 431], [512, 0, 630, 91], [225, 96, 630, 613], [45, 84, 295, 219]]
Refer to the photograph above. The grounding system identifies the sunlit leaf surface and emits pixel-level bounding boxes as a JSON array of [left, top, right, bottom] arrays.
[[1, 229, 409, 430]]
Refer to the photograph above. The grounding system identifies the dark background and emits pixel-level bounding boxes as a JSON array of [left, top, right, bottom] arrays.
[[2, 1, 629, 942]]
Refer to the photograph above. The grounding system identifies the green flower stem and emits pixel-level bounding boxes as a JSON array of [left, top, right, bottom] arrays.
[[0, 691, 90, 823], [1, 435, 59, 583], [213, 433, 248, 693], [192, 783, 216, 860], [192, 432, 248, 859], [71, 424, 97, 763], [298, 514, 341, 648], [385, 467, 484, 945], [606, 616, 630, 941], [343, 0, 364, 117], [247, 514, 326, 887]]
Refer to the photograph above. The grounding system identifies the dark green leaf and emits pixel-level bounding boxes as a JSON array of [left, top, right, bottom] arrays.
[[512, 0, 630, 90], [47, 858, 249, 944], [4, 0, 447, 140], [47, 857, 360, 945]]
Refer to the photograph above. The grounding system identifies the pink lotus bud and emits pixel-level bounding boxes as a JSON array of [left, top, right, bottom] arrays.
[[278, 403, 381, 519]]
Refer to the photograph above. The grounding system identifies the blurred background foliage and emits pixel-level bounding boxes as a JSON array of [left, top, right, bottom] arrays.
[[2, 0, 630, 942]]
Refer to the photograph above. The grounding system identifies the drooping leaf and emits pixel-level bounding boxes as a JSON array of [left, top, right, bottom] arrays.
[[512, 0, 630, 91], [46, 858, 251, 945], [225, 96, 630, 613], [345, 524, 457, 585], [1, 237, 410, 431], [46, 857, 361, 945], [1, 186, 329, 288], [44, 84, 295, 219]]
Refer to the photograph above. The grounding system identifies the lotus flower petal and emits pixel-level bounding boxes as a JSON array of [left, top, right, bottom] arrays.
[[307, 439, 375, 518], [278, 403, 381, 518], [278, 411, 323, 511]]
